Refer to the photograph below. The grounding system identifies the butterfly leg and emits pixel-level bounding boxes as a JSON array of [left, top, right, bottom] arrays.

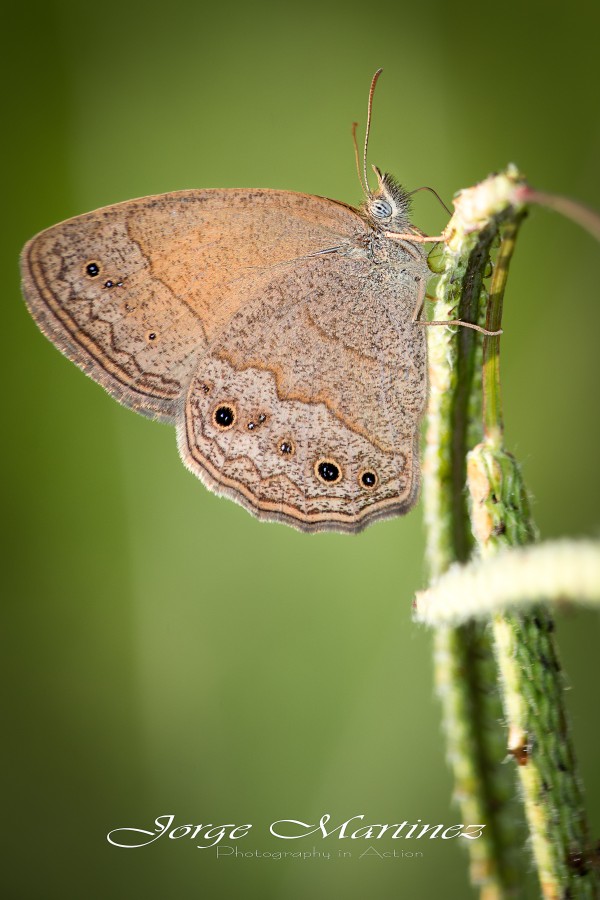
[[385, 228, 448, 245], [411, 276, 428, 325], [419, 319, 503, 336], [411, 277, 502, 336], [383, 230, 447, 261]]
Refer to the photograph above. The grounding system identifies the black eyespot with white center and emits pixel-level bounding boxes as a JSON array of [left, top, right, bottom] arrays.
[[279, 439, 295, 456], [146, 331, 158, 343], [370, 198, 393, 219], [359, 468, 379, 490], [86, 262, 100, 277], [315, 458, 342, 484], [213, 404, 236, 429], [248, 414, 268, 430]]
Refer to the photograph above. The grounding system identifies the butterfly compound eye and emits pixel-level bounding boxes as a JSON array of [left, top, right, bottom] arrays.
[[370, 199, 393, 219]]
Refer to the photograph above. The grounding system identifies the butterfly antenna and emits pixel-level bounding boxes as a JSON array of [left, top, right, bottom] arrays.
[[363, 67, 383, 198], [352, 122, 369, 200], [408, 185, 452, 216]]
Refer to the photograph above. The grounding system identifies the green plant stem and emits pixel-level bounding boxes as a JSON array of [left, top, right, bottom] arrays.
[[468, 444, 598, 898], [468, 215, 599, 899], [424, 169, 530, 897], [482, 213, 524, 441], [423, 166, 599, 898]]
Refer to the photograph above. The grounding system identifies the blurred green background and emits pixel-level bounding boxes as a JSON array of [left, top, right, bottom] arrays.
[[3, 1, 600, 897]]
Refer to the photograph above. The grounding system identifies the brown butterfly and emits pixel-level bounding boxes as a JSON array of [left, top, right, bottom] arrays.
[[21, 70, 454, 533]]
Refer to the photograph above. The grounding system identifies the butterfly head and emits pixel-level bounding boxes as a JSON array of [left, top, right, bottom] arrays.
[[364, 166, 412, 233]]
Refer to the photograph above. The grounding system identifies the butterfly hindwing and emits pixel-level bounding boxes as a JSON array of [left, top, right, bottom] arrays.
[[178, 247, 427, 531]]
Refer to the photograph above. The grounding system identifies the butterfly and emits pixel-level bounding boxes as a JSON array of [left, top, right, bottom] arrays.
[[21, 70, 452, 533]]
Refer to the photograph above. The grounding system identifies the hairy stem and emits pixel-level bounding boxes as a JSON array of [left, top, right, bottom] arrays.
[[415, 539, 600, 625], [423, 169, 529, 897], [468, 213, 598, 898], [422, 165, 599, 898]]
